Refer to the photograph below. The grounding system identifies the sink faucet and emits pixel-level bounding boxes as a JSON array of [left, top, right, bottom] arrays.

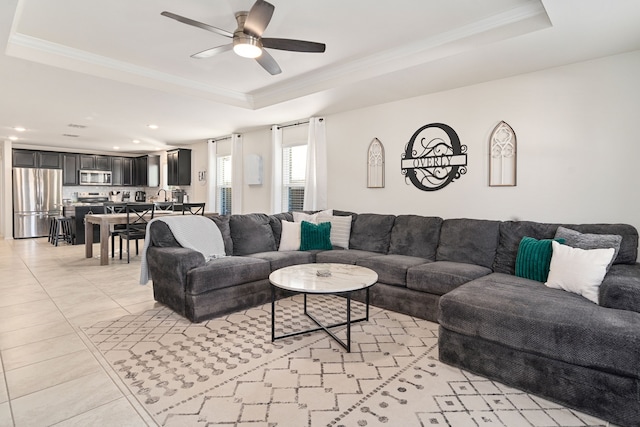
[[157, 189, 168, 202]]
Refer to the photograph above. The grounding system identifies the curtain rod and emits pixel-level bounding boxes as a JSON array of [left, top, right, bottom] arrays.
[[276, 117, 323, 130], [208, 136, 232, 143]]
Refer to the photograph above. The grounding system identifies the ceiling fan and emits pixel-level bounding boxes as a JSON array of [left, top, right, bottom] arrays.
[[161, 0, 326, 75]]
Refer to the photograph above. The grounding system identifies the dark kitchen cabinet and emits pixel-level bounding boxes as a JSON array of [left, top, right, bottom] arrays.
[[167, 149, 191, 186], [112, 157, 134, 186], [80, 154, 111, 170], [122, 157, 134, 186], [63, 153, 79, 185], [134, 155, 159, 187], [13, 149, 62, 169], [111, 157, 123, 185]]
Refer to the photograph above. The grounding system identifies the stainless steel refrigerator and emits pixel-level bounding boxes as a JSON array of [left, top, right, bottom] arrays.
[[13, 168, 63, 238]]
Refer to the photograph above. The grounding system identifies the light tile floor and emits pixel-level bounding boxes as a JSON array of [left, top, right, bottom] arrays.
[[0, 237, 158, 427]]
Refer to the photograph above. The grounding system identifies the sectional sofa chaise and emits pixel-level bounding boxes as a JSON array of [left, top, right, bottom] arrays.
[[145, 210, 640, 426]]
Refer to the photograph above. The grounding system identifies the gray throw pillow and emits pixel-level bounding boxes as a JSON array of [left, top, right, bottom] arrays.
[[554, 226, 622, 270]]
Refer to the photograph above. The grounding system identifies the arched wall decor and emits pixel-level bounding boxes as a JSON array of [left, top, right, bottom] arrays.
[[401, 123, 467, 192], [489, 121, 517, 187], [367, 138, 385, 188]]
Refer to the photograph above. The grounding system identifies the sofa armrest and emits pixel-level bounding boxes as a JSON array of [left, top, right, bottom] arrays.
[[147, 246, 206, 316], [599, 263, 640, 313]]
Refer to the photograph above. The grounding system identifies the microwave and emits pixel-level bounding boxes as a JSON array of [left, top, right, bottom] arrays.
[[79, 170, 112, 185]]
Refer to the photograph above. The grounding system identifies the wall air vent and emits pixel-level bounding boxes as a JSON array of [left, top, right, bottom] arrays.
[[67, 123, 87, 128], [62, 134, 79, 137]]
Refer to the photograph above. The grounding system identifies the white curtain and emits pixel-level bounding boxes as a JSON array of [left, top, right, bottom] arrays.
[[270, 125, 283, 214], [303, 117, 327, 211], [231, 133, 243, 214], [206, 140, 217, 213]]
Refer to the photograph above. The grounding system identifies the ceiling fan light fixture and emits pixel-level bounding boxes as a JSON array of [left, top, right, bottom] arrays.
[[233, 34, 262, 58]]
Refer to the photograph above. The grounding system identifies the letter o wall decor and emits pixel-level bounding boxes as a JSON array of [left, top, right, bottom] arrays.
[[401, 123, 467, 191]]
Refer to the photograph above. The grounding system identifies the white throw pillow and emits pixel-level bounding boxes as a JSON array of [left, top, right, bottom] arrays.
[[544, 240, 615, 304], [292, 209, 333, 224], [317, 214, 352, 249], [278, 220, 301, 251]]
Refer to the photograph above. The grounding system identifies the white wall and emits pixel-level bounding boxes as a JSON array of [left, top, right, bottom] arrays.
[[323, 50, 640, 236], [0, 140, 12, 239], [189, 142, 208, 203]]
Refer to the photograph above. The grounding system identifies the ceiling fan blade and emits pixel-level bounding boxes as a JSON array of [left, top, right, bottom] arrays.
[[262, 38, 326, 53], [161, 11, 233, 38], [255, 50, 281, 75], [243, 0, 274, 37], [191, 44, 233, 59]]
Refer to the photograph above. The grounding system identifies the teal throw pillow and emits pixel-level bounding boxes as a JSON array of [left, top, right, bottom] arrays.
[[515, 236, 565, 282], [300, 221, 332, 251]]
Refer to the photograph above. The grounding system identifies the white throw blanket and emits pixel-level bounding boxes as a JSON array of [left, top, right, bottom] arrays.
[[139, 215, 225, 285]]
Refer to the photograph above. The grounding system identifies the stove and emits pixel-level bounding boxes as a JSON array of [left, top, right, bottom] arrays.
[[76, 192, 109, 204]]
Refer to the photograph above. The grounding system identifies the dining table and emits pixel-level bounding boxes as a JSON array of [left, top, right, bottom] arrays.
[[84, 211, 179, 265]]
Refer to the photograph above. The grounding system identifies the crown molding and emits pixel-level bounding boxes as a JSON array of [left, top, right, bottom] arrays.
[[5, 1, 548, 111], [6, 32, 253, 108]]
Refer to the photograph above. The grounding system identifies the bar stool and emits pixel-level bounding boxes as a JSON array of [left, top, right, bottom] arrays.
[[51, 217, 75, 246]]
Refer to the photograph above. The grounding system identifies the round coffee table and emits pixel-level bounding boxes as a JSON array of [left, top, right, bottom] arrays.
[[269, 263, 378, 352]]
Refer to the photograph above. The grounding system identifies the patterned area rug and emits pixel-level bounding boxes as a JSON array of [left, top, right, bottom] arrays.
[[82, 295, 608, 426]]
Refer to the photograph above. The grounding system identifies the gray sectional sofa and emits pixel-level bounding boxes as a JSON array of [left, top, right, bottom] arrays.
[[146, 210, 640, 426]]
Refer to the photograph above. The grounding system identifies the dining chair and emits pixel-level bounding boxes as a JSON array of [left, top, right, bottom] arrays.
[[103, 202, 127, 258], [154, 202, 174, 211], [181, 202, 205, 215], [119, 203, 155, 263]]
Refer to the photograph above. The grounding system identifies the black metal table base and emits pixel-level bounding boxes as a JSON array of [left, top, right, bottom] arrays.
[[271, 287, 370, 352]]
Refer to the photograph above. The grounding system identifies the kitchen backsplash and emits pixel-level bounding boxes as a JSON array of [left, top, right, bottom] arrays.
[[62, 185, 192, 202]]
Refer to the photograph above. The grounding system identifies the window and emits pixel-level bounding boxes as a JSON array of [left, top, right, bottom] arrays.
[[282, 145, 307, 211], [217, 155, 232, 215]]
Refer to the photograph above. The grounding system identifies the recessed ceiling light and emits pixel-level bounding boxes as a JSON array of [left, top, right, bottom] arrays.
[[147, 124, 159, 129], [9, 136, 18, 141], [14, 127, 26, 132], [132, 139, 140, 144], [113, 146, 120, 150]]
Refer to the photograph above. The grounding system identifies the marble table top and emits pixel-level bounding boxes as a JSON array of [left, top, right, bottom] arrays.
[[269, 263, 378, 293]]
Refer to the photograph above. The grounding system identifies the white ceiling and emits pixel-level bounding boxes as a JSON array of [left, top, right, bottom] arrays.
[[2, 0, 640, 154]]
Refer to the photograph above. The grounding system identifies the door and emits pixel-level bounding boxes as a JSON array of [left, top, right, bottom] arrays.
[[13, 212, 45, 238], [41, 169, 63, 212], [13, 168, 40, 212]]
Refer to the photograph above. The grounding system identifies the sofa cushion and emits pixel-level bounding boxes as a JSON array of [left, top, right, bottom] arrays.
[[388, 215, 443, 259], [357, 254, 430, 287], [317, 214, 352, 249], [269, 212, 294, 249], [494, 221, 559, 274], [407, 261, 492, 295], [437, 218, 500, 269], [561, 223, 637, 265], [150, 217, 233, 256], [315, 249, 379, 265], [600, 263, 640, 313], [514, 237, 563, 282], [208, 215, 233, 256], [186, 256, 271, 295], [545, 241, 615, 304], [149, 220, 180, 247], [300, 221, 332, 251], [495, 221, 639, 274], [439, 273, 640, 380], [249, 251, 314, 272], [230, 213, 276, 255], [554, 226, 621, 271], [349, 213, 396, 253]]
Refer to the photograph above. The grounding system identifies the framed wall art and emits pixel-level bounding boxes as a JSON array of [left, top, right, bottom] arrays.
[[489, 121, 517, 187], [367, 138, 385, 188]]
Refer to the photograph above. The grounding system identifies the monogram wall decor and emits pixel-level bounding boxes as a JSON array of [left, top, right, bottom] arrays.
[[401, 123, 467, 191]]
